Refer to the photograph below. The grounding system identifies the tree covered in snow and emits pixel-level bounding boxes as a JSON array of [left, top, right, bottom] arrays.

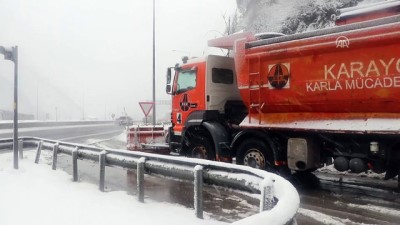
[[234, 0, 367, 34], [280, 0, 363, 34]]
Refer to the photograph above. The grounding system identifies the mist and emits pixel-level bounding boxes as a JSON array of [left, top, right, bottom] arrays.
[[0, 0, 236, 121]]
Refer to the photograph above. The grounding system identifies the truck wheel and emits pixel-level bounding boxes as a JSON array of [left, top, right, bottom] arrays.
[[237, 139, 274, 171], [189, 136, 216, 160], [398, 169, 400, 190]]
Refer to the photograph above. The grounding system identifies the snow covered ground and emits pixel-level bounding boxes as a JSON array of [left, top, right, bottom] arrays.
[[0, 152, 225, 225]]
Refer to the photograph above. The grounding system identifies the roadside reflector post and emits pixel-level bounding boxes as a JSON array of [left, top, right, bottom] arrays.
[[72, 147, 79, 182], [137, 157, 146, 203], [51, 143, 59, 170], [259, 178, 275, 212], [18, 140, 23, 159], [99, 150, 107, 192], [194, 165, 204, 219], [34, 141, 42, 164]]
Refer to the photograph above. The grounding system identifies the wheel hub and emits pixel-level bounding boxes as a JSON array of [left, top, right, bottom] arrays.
[[192, 145, 207, 159], [244, 149, 266, 169]]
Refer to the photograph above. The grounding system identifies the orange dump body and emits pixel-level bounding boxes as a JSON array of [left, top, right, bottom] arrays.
[[230, 18, 400, 130]]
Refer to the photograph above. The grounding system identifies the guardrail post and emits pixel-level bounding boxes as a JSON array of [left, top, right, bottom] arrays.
[[51, 143, 59, 170], [18, 140, 23, 159], [194, 165, 203, 219], [99, 150, 107, 192], [72, 147, 79, 182], [34, 141, 43, 164], [137, 157, 146, 203], [259, 178, 275, 212]]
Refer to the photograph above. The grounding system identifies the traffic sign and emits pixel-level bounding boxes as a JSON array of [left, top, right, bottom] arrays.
[[139, 102, 154, 116]]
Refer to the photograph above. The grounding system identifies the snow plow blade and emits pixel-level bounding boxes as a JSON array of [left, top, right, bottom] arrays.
[[127, 124, 170, 154]]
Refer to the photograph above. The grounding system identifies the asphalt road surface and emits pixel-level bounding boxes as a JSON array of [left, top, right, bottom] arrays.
[[0, 123, 124, 144]]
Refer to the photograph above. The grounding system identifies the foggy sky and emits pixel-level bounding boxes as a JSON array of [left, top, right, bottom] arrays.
[[0, 0, 236, 121]]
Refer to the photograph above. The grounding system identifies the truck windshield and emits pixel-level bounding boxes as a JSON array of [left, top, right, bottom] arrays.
[[176, 70, 196, 94]]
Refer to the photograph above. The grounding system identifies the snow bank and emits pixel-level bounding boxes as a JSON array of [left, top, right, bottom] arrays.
[[297, 208, 348, 225], [347, 203, 400, 217], [0, 153, 225, 225], [231, 172, 299, 225], [115, 130, 128, 143]]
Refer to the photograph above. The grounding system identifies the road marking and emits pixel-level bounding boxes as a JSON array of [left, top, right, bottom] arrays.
[[60, 130, 122, 141], [86, 138, 114, 145]]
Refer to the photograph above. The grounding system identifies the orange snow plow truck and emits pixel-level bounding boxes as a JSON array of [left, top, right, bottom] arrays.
[[130, 2, 400, 186]]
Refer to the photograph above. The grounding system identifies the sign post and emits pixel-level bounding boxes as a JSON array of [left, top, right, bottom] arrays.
[[139, 102, 154, 125], [0, 46, 18, 169]]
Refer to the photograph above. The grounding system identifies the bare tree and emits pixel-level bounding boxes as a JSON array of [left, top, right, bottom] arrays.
[[223, 9, 241, 35]]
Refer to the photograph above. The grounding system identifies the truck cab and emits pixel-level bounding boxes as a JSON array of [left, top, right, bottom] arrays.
[[166, 55, 244, 160]]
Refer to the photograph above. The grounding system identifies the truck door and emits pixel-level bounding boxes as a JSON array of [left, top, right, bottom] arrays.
[[206, 55, 241, 111], [171, 62, 206, 136]]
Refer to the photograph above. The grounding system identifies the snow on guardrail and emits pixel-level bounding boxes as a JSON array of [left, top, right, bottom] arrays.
[[0, 136, 300, 225]]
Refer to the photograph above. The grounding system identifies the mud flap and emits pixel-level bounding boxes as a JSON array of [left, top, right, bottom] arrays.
[[384, 167, 399, 180], [202, 122, 231, 161]]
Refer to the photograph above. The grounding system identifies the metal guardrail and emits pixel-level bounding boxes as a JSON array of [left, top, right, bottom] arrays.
[[0, 137, 299, 225]]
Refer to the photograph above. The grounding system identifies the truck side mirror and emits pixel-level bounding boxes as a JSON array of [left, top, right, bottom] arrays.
[[166, 84, 172, 94], [166, 68, 173, 95]]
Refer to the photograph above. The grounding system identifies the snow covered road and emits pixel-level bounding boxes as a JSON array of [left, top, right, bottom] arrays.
[[1, 130, 399, 224]]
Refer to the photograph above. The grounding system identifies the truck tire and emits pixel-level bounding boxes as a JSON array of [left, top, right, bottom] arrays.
[[398, 169, 400, 190], [189, 136, 216, 160], [237, 138, 274, 171]]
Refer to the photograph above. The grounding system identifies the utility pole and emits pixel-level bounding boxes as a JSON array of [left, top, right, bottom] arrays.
[[13, 46, 18, 169], [82, 91, 85, 120], [152, 0, 156, 125], [0, 45, 19, 169], [37, 82, 39, 120]]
